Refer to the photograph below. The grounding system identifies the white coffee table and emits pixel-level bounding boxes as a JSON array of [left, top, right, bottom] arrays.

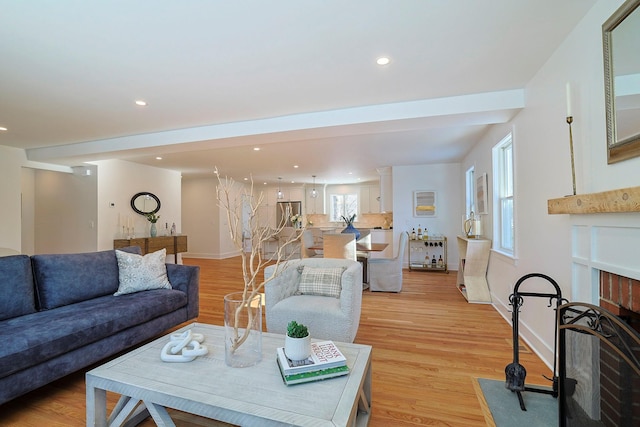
[[86, 323, 372, 426]]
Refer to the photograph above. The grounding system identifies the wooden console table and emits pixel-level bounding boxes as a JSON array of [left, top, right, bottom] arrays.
[[113, 235, 187, 263]]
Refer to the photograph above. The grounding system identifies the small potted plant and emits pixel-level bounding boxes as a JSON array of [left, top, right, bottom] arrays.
[[285, 320, 311, 361]]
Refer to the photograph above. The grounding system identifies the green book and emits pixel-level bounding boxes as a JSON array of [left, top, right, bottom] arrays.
[[276, 357, 349, 386]]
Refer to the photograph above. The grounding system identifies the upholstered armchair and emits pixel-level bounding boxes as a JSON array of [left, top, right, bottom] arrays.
[[368, 232, 408, 292], [264, 258, 363, 343]]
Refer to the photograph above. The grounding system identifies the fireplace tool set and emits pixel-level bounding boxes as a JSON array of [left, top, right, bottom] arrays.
[[505, 273, 567, 411]]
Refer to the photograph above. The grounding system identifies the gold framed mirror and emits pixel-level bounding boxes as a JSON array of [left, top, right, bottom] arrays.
[[603, 0, 640, 164]]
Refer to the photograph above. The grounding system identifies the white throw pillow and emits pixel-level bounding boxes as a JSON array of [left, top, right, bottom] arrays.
[[114, 248, 172, 296], [297, 266, 345, 298]]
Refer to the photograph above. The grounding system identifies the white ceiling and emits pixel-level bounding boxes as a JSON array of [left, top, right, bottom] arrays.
[[0, 1, 597, 185]]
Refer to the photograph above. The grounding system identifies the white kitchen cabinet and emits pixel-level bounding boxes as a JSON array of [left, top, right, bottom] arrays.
[[289, 187, 304, 202], [369, 185, 380, 213], [360, 186, 370, 214], [377, 167, 392, 212], [359, 185, 380, 214]]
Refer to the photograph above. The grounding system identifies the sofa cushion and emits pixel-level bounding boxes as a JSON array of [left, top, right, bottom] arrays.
[[297, 266, 345, 298], [114, 249, 172, 295], [0, 288, 187, 380], [0, 255, 36, 321], [32, 246, 141, 310]]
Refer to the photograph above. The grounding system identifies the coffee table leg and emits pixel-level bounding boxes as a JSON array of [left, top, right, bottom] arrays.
[[145, 401, 176, 426], [86, 386, 107, 427]]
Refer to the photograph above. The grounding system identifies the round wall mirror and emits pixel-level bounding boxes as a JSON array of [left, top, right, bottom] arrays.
[[130, 192, 161, 215]]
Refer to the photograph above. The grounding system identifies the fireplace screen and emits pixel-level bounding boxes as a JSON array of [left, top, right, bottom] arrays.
[[558, 302, 640, 427]]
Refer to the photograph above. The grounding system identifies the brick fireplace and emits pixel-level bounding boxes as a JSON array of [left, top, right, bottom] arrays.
[[599, 272, 640, 427], [599, 271, 640, 334], [563, 215, 640, 427]]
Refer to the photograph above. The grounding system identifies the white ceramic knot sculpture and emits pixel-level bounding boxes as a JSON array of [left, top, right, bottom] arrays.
[[160, 330, 208, 362]]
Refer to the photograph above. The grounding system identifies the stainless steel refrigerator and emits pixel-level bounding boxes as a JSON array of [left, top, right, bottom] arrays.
[[276, 201, 301, 227]]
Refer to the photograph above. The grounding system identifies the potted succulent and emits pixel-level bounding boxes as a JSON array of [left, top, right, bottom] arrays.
[[285, 320, 311, 361]]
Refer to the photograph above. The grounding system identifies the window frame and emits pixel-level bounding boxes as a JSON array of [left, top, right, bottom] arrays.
[[465, 166, 475, 217], [492, 133, 515, 256], [329, 193, 358, 223]]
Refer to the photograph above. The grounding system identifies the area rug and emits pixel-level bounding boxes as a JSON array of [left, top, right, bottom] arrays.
[[473, 378, 558, 427]]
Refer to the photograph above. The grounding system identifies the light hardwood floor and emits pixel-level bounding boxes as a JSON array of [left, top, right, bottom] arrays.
[[0, 257, 552, 426]]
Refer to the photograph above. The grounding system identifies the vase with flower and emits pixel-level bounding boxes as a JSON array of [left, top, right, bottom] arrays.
[[341, 213, 360, 240], [290, 214, 301, 229], [145, 213, 160, 237]]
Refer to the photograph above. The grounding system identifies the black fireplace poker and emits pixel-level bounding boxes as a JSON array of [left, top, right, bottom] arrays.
[[505, 273, 566, 411]]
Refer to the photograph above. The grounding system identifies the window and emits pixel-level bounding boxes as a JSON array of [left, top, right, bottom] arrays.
[[329, 193, 358, 222], [492, 133, 514, 255], [465, 166, 475, 216]]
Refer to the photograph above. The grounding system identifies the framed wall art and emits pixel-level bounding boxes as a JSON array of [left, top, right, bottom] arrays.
[[413, 190, 436, 217], [476, 173, 488, 215]]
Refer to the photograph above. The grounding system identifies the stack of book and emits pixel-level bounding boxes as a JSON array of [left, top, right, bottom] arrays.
[[276, 340, 349, 385]]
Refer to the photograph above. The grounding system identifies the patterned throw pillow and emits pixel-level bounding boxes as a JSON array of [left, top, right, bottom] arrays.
[[114, 248, 172, 296], [297, 266, 345, 298]]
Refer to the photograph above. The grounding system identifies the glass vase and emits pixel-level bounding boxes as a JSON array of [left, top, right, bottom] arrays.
[[150, 223, 157, 237], [224, 292, 262, 368]]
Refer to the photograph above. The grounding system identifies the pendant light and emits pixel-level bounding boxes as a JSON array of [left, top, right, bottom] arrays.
[[277, 177, 284, 199], [310, 175, 318, 198]]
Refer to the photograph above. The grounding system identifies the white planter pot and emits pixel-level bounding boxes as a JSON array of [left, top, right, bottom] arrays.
[[284, 335, 311, 361]]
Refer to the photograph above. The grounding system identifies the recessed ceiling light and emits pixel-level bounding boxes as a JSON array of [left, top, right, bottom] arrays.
[[0, 127, 7, 131], [293, 165, 299, 168], [155, 156, 162, 160], [135, 100, 147, 106], [244, 177, 249, 181], [253, 147, 261, 151], [376, 57, 391, 66]]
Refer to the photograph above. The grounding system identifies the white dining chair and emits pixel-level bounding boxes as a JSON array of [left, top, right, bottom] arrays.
[[368, 232, 408, 292]]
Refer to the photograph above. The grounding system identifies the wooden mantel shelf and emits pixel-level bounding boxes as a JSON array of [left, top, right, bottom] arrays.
[[548, 186, 640, 214]]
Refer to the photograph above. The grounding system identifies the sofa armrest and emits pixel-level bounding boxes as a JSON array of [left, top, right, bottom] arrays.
[[166, 264, 200, 320], [338, 262, 363, 319]]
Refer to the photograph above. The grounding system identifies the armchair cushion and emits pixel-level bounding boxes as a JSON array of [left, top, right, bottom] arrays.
[[297, 266, 345, 298]]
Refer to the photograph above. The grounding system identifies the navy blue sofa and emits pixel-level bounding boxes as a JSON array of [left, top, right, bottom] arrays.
[[0, 247, 199, 405]]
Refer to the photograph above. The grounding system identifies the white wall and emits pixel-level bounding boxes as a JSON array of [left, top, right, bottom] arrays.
[[392, 163, 462, 269], [181, 176, 243, 259], [182, 177, 222, 258], [93, 159, 182, 252], [33, 166, 98, 254], [20, 167, 35, 255], [0, 146, 25, 252], [463, 0, 638, 369]]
